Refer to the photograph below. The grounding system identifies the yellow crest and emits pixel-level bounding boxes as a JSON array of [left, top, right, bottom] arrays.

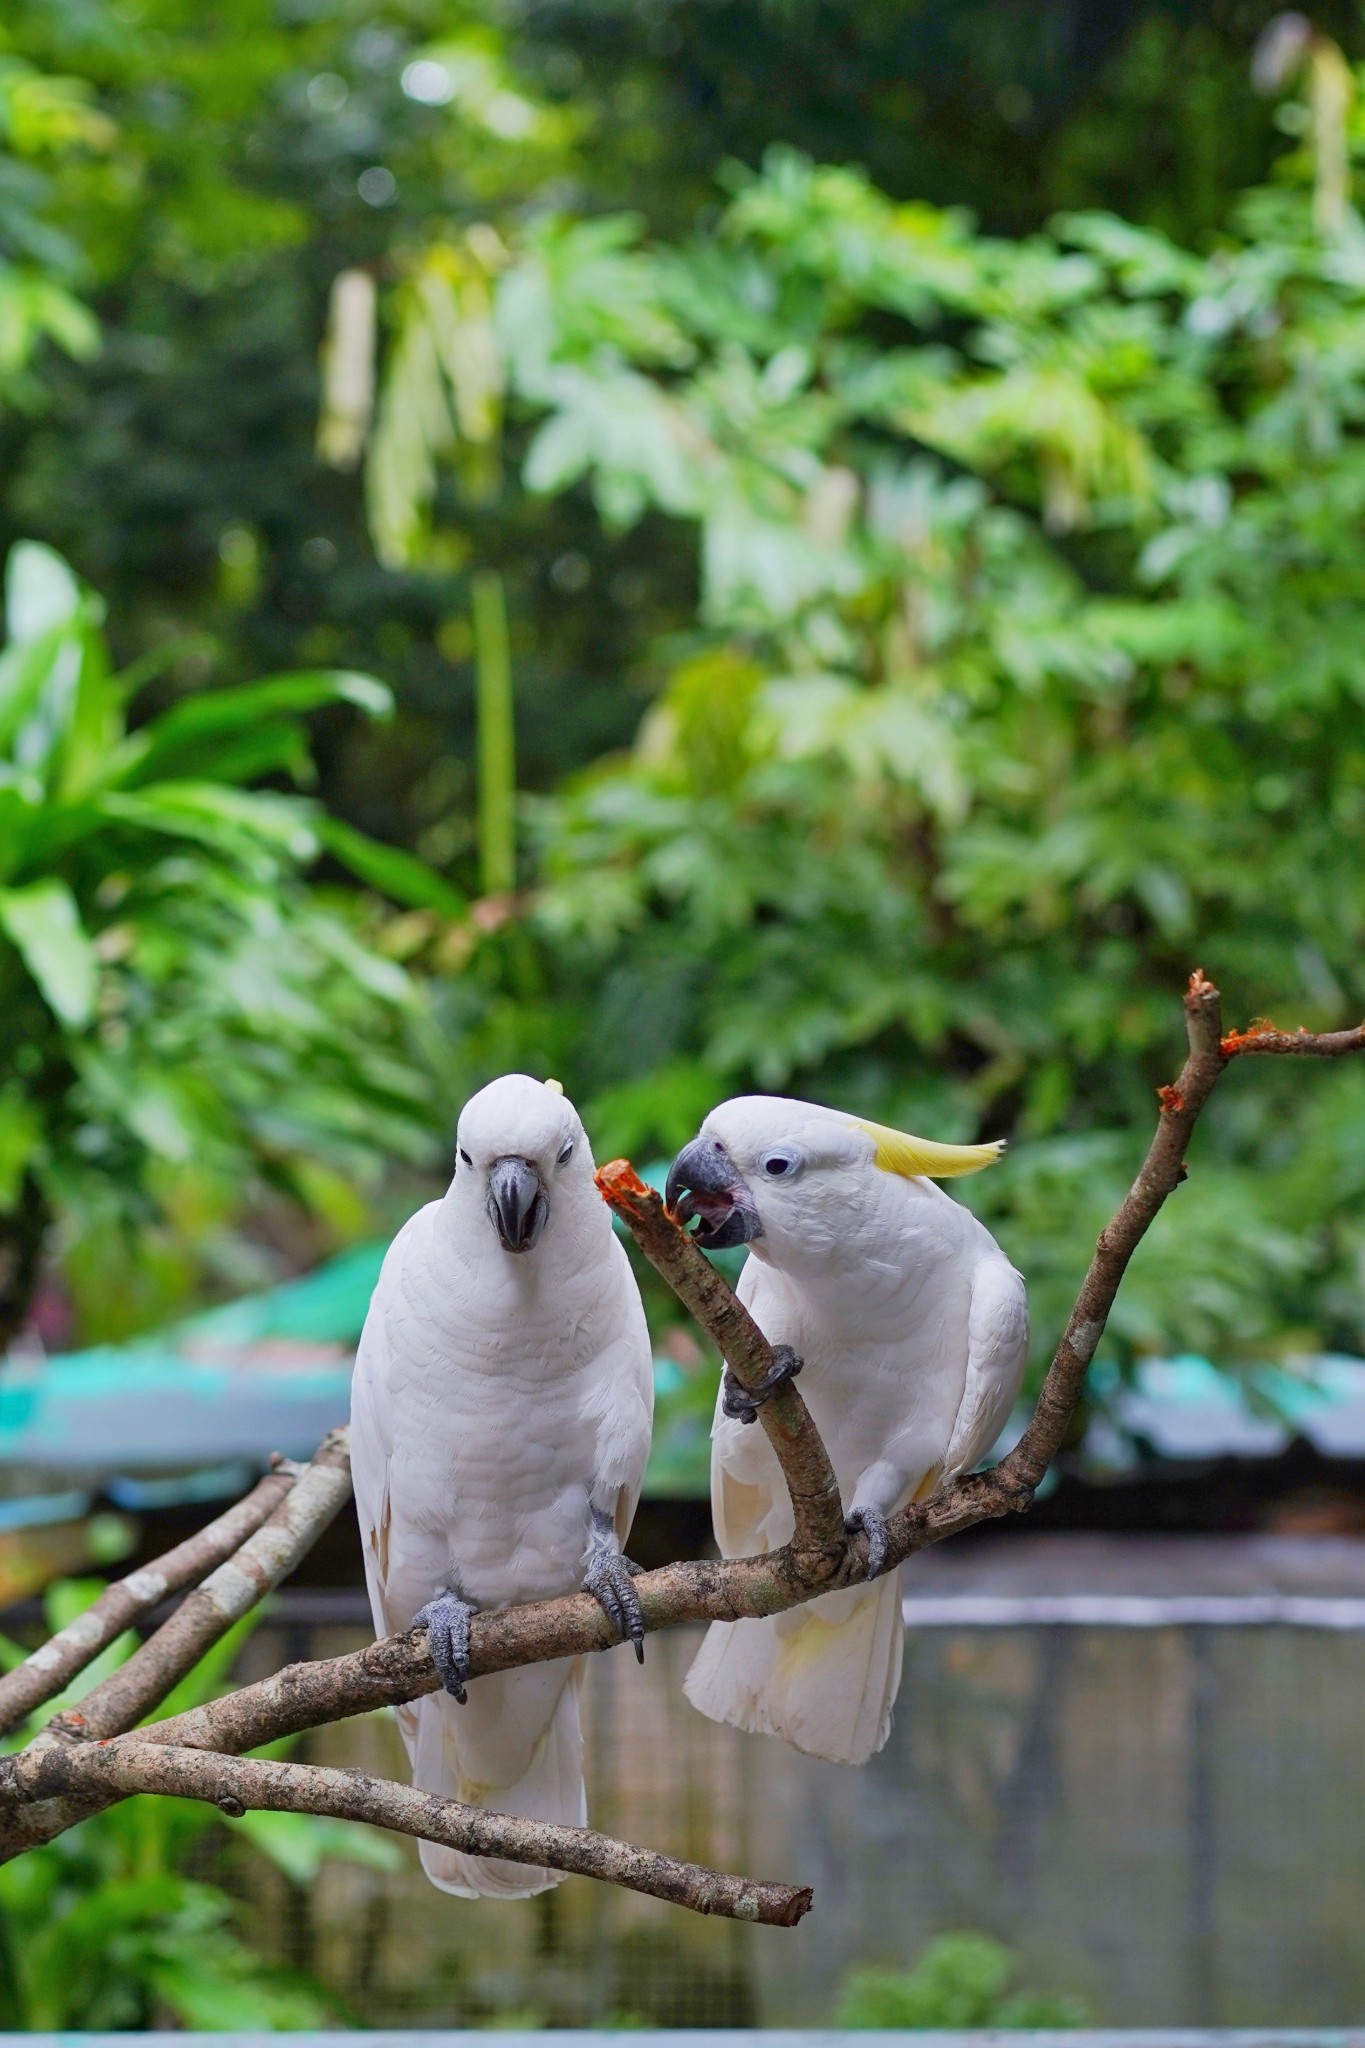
[[851, 1118, 1006, 1180], [543, 1077, 564, 1096]]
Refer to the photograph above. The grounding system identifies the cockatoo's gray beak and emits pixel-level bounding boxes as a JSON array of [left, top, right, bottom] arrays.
[[487, 1156, 548, 1253], [666, 1135, 764, 1251]]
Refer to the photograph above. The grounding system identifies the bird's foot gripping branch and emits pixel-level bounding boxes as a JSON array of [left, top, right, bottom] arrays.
[[0, 972, 1361, 1916]]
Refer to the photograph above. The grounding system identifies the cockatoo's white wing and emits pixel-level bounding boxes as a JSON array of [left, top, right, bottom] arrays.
[[709, 1256, 794, 1556], [582, 1299, 656, 1545], [941, 1252, 1029, 1481], [349, 1217, 414, 1645], [350, 1355, 391, 1638], [686, 1256, 906, 1766]]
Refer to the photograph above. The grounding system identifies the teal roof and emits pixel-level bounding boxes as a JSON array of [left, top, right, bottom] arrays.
[[140, 1239, 389, 1355], [1086, 1353, 1365, 1465], [0, 1241, 391, 1476]]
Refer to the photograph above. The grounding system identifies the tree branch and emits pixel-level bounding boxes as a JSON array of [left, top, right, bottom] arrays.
[[596, 1160, 847, 1571], [0, 1428, 352, 1857], [136, 966, 1365, 1763], [882, 965, 1229, 1550], [47, 1428, 351, 1744], [125, 1549, 842, 1758], [0, 1740, 811, 1928], [1221, 1017, 1365, 1059], [0, 1463, 298, 1737], [5, 973, 1364, 1912], [883, 974, 1365, 1554]]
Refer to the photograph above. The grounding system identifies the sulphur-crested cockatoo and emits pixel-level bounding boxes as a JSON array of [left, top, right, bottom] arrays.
[[666, 1097, 1025, 1767], [350, 1074, 653, 1897]]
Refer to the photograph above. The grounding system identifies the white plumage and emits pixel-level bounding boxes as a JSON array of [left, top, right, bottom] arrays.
[[350, 1074, 653, 1897], [676, 1095, 1027, 1767]]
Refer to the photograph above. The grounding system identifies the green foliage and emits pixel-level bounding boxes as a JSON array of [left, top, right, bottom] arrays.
[[0, 1579, 399, 2030], [1, 2, 1362, 1394], [408, 87, 1365, 1382], [837, 1931, 1085, 2029], [0, 40, 105, 409], [14, 0, 1304, 885], [0, 538, 446, 1337], [0, 0, 659, 870]]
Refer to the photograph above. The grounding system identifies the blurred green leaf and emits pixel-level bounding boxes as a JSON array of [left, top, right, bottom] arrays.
[[236, 1810, 403, 1883], [5, 540, 81, 643], [838, 1932, 1085, 2029], [120, 671, 392, 788], [412, 111, 1365, 1382], [0, 1085, 40, 1209], [0, 876, 96, 1025], [319, 815, 466, 916]]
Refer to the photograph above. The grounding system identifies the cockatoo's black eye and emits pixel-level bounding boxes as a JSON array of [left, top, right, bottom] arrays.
[[759, 1149, 800, 1179], [557, 1139, 574, 1166], [458, 1146, 473, 1168]]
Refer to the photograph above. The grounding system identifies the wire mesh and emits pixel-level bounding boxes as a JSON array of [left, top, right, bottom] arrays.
[[218, 1605, 1365, 2028]]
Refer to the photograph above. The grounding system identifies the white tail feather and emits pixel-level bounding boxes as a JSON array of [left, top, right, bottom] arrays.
[[397, 1658, 586, 1898], [684, 1573, 903, 1767]]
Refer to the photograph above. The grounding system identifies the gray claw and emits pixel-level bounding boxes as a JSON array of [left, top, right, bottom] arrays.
[[415, 1590, 475, 1703], [846, 1506, 891, 1580], [585, 1548, 646, 1662], [722, 1343, 803, 1425], [584, 1506, 645, 1661]]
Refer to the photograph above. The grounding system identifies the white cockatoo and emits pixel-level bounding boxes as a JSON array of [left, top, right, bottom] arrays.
[[349, 1074, 654, 1898], [665, 1096, 1026, 1768]]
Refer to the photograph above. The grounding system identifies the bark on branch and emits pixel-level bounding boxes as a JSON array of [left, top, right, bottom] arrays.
[[0, 1741, 810, 1928], [0, 1464, 298, 1737], [1221, 1018, 1365, 1059], [0, 1429, 352, 1857], [44, 1429, 351, 1745], [3, 972, 1362, 1915]]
